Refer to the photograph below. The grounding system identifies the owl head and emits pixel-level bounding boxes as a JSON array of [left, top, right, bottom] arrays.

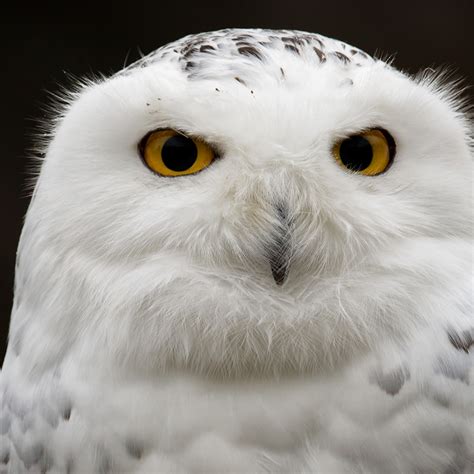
[[8, 29, 472, 378]]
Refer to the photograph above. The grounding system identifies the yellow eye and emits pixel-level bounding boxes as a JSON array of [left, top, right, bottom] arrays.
[[332, 128, 395, 176], [140, 129, 216, 177]]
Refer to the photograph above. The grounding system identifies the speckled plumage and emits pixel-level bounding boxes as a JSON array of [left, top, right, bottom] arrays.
[[1, 29, 473, 473], [130, 29, 373, 72]]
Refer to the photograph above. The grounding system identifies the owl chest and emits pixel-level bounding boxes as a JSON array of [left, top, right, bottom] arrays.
[[79, 375, 328, 472]]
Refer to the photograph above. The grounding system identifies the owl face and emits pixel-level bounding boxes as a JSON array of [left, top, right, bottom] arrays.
[[18, 30, 472, 377]]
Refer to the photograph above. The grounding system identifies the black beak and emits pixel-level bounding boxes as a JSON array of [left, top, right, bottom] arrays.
[[269, 205, 291, 286]]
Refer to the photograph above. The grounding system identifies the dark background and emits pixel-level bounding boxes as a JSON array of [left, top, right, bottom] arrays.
[[1, 2, 473, 361]]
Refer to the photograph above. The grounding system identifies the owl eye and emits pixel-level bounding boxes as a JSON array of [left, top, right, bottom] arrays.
[[139, 129, 216, 177], [332, 128, 395, 176]]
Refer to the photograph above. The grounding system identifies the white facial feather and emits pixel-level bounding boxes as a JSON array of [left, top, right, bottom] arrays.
[[6, 29, 472, 378], [1, 29, 473, 473]]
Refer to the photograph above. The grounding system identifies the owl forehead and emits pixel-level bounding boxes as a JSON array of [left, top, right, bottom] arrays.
[[125, 29, 374, 82]]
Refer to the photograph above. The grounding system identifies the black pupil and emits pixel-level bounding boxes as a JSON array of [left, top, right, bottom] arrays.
[[339, 135, 373, 171], [161, 135, 198, 171]]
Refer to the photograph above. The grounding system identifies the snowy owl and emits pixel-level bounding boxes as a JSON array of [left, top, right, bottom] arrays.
[[1, 28, 473, 473]]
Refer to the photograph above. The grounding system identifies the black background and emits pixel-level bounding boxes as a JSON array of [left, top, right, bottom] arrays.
[[1, 1, 473, 361]]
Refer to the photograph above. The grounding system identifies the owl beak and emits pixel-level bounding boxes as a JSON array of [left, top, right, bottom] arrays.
[[269, 205, 291, 286]]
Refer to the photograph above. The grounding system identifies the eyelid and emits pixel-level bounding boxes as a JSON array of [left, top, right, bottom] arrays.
[[138, 128, 221, 156]]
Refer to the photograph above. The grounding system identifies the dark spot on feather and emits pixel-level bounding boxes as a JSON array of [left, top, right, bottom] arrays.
[[292, 37, 305, 46], [146, 103, 150, 106], [331, 51, 351, 64], [237, 46, 263, 61], [199, 44, 215, 53], [369, 366, 410, 396], [235, 41, 252, 48], [313, 48, 326, 63], [280, 67, 285, 78], [0, 449, 9, 465], [284, 44, 299, 54], [234, 76, 247, 86], [448, 330, 473, 353], [62, 404, 72, 421], [339, 78, 354, 87], [125, 439, 144, 459], [215, 87, 220, 92], [180, 44, 193, 55], [233, 35, 254, 42], [250, 90, 254, 94], [182, 48, 198, 59], [233, 33, 255, 43], [184, 61, 196, 71]]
